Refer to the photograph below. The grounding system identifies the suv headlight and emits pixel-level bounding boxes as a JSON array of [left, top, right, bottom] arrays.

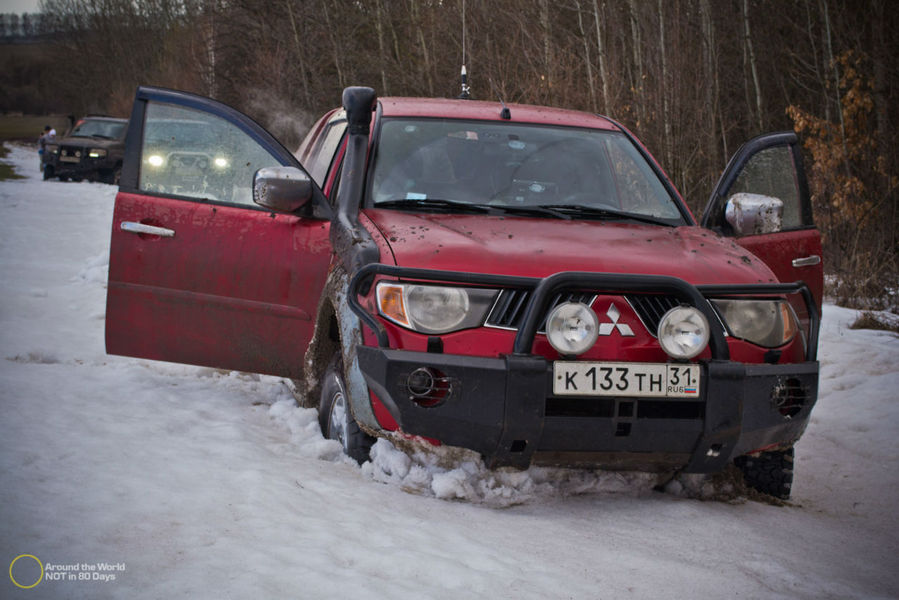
[[88, 148, 107, 159], [46, 144, 58, 154], [376, 282, 497, 334], [711, 299, 798, 347]]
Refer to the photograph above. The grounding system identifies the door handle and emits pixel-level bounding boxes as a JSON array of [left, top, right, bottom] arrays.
[[121, 221, 175, 238], [792, 255, 821, 267]]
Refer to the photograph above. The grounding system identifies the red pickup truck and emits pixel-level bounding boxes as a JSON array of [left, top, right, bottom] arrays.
[[106, 86, 822, 498]]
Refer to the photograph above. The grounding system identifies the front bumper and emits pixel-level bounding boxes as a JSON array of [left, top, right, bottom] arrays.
[[350, 266, 820, 472], [44, 153, 117, 178], [358, 346, 818, 471]]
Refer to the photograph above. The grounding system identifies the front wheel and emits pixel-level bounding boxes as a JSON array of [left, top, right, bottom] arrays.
[[318, 355, 375, 464], [734, 447, 794, 499]]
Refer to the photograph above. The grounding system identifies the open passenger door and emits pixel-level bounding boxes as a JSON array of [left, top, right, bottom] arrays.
[[702, 132, 823, 332], [105, 87, 332, 378]]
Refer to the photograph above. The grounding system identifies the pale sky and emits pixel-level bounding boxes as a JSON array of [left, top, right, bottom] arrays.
[[1, 0, 41, 14]]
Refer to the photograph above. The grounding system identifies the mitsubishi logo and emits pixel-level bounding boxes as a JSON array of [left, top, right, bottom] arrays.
[[598, 303, 635, 336]]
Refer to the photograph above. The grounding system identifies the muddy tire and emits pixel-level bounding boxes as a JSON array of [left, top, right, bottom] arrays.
[[734, 447, 794, 499], [42, 165, 54, 180], [318, 354, 374, 464]]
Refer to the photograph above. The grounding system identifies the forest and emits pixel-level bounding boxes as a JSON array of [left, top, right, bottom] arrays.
[[9, 0, 898, 307]]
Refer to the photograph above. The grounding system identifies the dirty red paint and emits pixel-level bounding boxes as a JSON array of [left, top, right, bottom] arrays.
[[363, 210, 777, 286], [106, 192, 332, 378]]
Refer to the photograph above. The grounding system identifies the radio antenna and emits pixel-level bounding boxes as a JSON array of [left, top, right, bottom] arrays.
[[459, 0, 471, 99], [489, 78, 512, 120]]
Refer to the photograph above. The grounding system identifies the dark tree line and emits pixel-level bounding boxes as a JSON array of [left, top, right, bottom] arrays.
[[31, 0, 899, 306]]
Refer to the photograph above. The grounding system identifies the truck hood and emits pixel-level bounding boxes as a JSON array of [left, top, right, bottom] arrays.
[[362, 210, 777, 285], [54, 136, 123, 149]]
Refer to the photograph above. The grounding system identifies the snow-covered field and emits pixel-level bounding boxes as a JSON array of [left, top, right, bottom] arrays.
[[1, 143, 898, 599]]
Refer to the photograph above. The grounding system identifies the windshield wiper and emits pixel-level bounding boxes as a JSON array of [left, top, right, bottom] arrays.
[[375, 198, 493, 214], [90, 134, 113, 140], [538, 204, 676, 227], [484, 204, 571, 219], [375, 198, 573, 220]]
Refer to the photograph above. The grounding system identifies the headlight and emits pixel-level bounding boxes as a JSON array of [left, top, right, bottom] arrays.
[[658, 306, 710, 359], [213, 157, 229, 169], [712, 299, 798, 347], [546, 302, 599, 355], [376, 282, 497, 334], [46, 144, 58, 154], [88, 148, 107, 159], [147, 154, 164, 168]]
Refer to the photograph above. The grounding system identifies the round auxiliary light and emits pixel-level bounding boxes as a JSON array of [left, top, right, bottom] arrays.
[[657, 306, 710, 360], [546, 302, 599, 356], [407, 367, 438, 398], [405, 367, 449, 407]]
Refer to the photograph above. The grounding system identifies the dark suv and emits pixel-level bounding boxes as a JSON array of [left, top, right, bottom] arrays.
[[43, 116, 127, 184], [105, 86, 823, 499]]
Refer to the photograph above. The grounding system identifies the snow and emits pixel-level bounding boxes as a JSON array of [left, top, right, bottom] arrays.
[[1, 142, 898, 599]]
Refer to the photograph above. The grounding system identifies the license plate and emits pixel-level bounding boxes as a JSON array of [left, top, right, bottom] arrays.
[[60, 156, 80, 163], [553, 361, 701, 398]]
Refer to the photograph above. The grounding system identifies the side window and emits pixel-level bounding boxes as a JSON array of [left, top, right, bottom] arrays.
[[139, 102, 281, 206], [728, 145, 805, 230], [305, 118, 347, 187], [605, 136, 681, 219]]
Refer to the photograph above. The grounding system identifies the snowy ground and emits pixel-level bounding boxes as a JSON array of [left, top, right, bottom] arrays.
[[1, 143, 898, 599]]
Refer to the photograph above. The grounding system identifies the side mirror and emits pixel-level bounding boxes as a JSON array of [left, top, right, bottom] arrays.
[[253, 166, 313, 213], [725, 192, 783, 236]]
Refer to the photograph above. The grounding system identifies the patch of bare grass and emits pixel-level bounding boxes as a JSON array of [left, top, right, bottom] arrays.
[[0, 143, 25, 181], [850, 311, 899, 334]]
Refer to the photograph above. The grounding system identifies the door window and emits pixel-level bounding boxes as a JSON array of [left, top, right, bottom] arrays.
[[727, 145, 805, 230], [139, 102, 281, 206], [305, 116, 347, 187]]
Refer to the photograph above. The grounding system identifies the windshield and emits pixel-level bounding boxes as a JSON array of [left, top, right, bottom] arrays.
[[369, 118, 685, 224], [70, 119, 126, 139]]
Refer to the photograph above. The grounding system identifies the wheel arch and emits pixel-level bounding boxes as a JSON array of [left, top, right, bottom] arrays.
[[303, 266, 381, 432], [302, 293, 341, 409]]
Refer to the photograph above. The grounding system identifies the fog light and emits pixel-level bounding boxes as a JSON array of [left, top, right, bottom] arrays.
[[657, 306, 709, 359], [405, 367, 450, 407], [408, 367, 436, 397], [546, 302, 599, 356]]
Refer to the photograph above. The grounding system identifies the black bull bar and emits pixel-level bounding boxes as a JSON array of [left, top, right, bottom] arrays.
[[348, 265, 819, 362], [346, 265, 819, 470]]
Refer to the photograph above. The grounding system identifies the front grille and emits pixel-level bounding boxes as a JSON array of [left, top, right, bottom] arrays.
[[59, 146, 84, 163], [485, 289, 530, 328], [485, 290, 596, 332], [485, 289, 681, 336], [625, 294, 681, 337]]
